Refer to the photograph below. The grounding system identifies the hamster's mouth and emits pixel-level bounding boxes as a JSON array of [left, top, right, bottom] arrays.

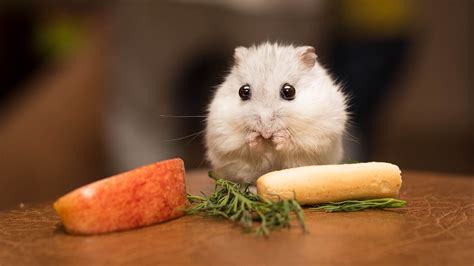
[[246, 129, 291, 151]]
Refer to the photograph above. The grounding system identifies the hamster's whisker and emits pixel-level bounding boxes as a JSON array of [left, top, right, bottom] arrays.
[[342, 122, 360, 144], [186, 130, 205, 144], [342, 131, 360, 144], [159, 114, 207, 118], [164, 130, 205, 142]]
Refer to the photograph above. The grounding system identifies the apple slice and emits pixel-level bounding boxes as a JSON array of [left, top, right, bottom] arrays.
[[53, 158, 189, 234]]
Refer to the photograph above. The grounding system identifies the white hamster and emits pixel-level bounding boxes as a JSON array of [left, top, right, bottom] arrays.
[[205, 42, 348, 184]]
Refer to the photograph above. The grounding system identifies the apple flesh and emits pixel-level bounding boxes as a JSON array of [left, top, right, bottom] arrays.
[[53, 158, 189, 234]]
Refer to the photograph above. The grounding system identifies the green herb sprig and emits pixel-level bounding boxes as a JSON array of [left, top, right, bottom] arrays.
[[186, 171, 306, 236], [310, 198, 406, 212]]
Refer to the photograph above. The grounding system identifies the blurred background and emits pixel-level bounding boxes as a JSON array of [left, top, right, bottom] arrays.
[[0, 0, 472, 210]]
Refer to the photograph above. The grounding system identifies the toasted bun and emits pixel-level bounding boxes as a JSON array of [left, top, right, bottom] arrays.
[[256, 162, 402, 205]]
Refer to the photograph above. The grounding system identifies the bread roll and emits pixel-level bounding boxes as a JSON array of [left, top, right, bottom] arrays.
[[256, 162, 402, 205]]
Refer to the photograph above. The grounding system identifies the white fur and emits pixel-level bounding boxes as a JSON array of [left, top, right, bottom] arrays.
[[205, 42, 347, 183]]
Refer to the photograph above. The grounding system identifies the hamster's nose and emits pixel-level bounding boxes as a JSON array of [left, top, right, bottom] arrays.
[[256, 110, 276, 139]]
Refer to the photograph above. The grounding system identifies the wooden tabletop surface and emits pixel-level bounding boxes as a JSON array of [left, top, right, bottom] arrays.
[[1, 170, 473, 265]]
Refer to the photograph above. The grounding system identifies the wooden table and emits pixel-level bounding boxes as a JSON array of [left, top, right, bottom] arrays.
[[1, 170, 473, 265]]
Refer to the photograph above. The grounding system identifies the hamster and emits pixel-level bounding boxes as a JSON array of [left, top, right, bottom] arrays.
[[205, 42, 348, 184]]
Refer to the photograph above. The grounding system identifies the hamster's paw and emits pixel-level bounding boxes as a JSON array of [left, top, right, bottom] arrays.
[[272, 129, 290, 150], [246, 131, 262, 148]]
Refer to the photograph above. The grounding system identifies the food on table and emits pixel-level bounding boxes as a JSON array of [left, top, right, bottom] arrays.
[[187, 164, 406, 236], [256, 162, 402, 205], [54, 158, 188, 235], [187, 172, 305, 236], [310, 198, 406, 212]]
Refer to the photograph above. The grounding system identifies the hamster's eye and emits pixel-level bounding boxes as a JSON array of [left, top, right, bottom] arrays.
[[280, 83, 296, 100], [239, 84, 251, 101]]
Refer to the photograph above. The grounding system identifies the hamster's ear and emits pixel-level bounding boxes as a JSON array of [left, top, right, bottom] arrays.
[[297, 46, 317, 69], [233, 46, 248, 64]]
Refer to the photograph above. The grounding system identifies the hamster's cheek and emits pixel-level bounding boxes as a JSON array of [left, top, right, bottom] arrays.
[[283, 112, 323, 149], [207, 117, 249, 155]]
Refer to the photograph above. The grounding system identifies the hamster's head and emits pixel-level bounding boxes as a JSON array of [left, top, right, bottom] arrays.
[[206, 43, 347, 159]]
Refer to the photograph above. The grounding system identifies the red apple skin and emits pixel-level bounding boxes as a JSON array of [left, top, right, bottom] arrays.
[[53, 158, 189, 235]]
